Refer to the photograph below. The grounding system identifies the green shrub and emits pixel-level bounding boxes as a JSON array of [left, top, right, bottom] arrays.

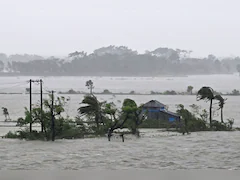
[[4, 131, 19, 138]]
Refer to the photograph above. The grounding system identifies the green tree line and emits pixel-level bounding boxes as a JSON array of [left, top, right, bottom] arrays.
[[1, 46, 240, 76]]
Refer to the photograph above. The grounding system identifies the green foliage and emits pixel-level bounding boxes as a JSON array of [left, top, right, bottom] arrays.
[[10, 94, 85, 141], [5, 129, 46, 140], [176, 104, 207, 132], [176, 104, 234, 132], [6, 89, 236, 141], [4, 131, 19, 138], [200, 109, 208, 123], [189, 104, 208, 123], [214, 95, 226, 109], [227, 118, 234, 130], [163, 90, 177, 95], [211, 119, 234, 131], [77, 97, 146, 138], [214, 94, 227, 123], [78, 95, 106, 133], [197, 86, 216, 128], [197, 86, 215, 101], [121, 99, 145, 135], [122, 98, 137, 108]]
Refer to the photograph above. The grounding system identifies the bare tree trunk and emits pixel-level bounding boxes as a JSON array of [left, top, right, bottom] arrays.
[[4, 114, 7, 121], [108, 114, 129, 141], [95, 116, 99, 131], [221, 108, 224, 123]]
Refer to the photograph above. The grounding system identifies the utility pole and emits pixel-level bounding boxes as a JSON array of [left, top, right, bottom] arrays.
[[51, 90, 55, 141], [29, 79, 32, 133], [40, 79, 43, 132], [29, 79, 41, 133]]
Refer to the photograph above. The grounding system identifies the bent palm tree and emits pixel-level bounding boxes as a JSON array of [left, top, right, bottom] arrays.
[[214, 95, 227, 123], [78, 95, 104, 131], [197, 87, 215, 128]]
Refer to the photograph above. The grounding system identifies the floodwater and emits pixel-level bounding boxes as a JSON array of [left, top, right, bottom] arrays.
[[1, 129, 240, 170], [0, 75, 240, 170]]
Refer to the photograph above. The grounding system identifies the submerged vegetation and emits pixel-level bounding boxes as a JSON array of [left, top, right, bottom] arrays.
[[58, 86, 240, 96], [3, 80, 238, 141]]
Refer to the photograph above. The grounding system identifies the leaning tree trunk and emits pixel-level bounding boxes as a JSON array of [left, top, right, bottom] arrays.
[[95, 115, 99, 132], [221, 108, 224, 123], [209, 99, 213, 128], [108, 114, 129, 141]]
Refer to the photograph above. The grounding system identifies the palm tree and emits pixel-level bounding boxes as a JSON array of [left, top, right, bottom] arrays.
[[78, 95, 104, 131], [197, 87, 215, 128], [214, 95, 227, 123]]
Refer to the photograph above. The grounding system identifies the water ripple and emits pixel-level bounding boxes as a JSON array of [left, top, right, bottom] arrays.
[[1, 130, 240, 170]]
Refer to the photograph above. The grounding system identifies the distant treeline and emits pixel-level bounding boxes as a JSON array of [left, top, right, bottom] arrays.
[[58, 88, 240, 96], [1, 46, 240, 76]]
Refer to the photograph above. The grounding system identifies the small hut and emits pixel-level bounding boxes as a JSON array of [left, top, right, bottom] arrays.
[[141, 100, 180, 123]]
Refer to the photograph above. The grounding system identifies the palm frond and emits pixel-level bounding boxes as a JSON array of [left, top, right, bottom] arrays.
[[197, 86, 214, 101]]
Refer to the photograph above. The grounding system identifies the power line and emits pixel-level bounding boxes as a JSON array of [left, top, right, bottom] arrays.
[[42, 85, 54, 94]]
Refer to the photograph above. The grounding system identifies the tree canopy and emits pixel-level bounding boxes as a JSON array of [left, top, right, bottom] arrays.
[[1, 46, 240, 76]]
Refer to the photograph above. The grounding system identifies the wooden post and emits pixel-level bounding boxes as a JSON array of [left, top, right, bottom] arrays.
[[51, 90, 55, 141], [40, 79, 43, 132], [29, 79, 32, 133], [120, 134, 124, 142]]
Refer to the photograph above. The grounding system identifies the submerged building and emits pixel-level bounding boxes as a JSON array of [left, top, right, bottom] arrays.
[[141, 100, 180, 123]]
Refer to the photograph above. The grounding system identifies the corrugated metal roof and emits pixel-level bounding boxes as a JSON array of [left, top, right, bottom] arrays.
[[142, 100, 166, 108]]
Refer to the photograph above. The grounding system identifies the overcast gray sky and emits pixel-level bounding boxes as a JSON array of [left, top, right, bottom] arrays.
[[0, 0, 239, 57]]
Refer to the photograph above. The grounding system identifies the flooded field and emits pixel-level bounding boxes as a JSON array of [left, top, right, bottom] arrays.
[[0, 75, 240, 170], [1, 129, 240, 170]]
